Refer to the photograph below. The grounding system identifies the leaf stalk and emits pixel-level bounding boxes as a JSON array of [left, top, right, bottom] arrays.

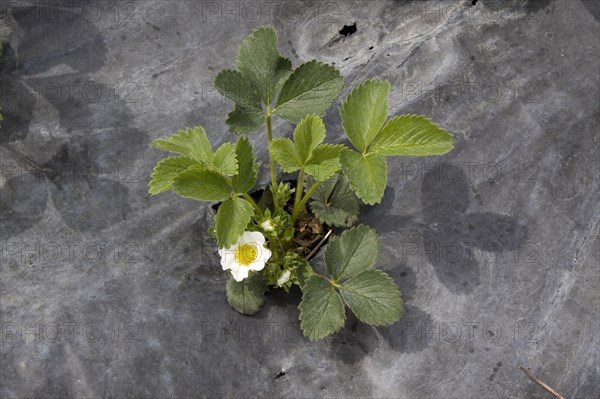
[[266, 110, 277, 187], [297, 180, 322, 215], [291, 169, 306, 223], [241, 192, 262, 216]]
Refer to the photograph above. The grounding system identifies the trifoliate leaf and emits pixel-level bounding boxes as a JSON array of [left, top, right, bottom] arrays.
[[308, 173, 360, 227], [148, 156, 198, 195], [324, 224, 379, 280], [231, 137, 258, 193], [304, 144, 343, 181], [151, 126, 214, 164], [298, 226, 403, 339], [212, 142, 238, 176], [273, 61, 344, 123], [236, 25, 281, 104], [214, 69, 262, 110], [269, 138, 301, 173], [226, 105, 265, 134], [270, 116, 341, 180], [340, 79, 390, 153], [369, 114, 454, 156], [215, 196, 254, 248], [172, 166, 231, 202], [226, 273, 267, 315], [340, 149, 387, 205], [299, 276, 346, 341], [294, 115, 326, 162], [338, 269, 403, 326]]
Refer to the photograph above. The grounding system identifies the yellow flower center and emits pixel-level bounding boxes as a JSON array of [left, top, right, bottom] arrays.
[[235, 244, 258, 266]]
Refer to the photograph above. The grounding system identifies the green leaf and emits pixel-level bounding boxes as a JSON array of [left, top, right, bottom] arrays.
[[272, 56, 293, 103], [148, 156, 198, 195], [269, 138, 301, 173], [325, 224, 379, 280], [369, 114, 454, 156], [172, 166, 231, 202], [215, 196, 254, 248], [151, 126, 214, 164], [309, 173, 360, 227], [226, 105, 265, 134], [226, 273, 267, 315], [236, 26, 281, 104], [214, 69, 262, 110], [274, 60, 344, 123], [340, 79, 390, 152], [295, 258, 315, 289], [270, 116, 341, 180], [338, 269, 403, 326], [298, 226, 403, 339], [294, 115, 326, 162], [304, 144, 343, 181], [299, 276, 346, 341], [212, 142, 238, 176], [340, 150, 387, 205], [231, 137, 258, 193]]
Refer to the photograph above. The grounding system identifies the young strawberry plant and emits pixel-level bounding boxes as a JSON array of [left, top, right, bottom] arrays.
[[149, 26, 454, 340]]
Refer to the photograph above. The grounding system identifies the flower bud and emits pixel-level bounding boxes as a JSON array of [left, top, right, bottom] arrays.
[[260, 220, 274, 232], [277, 270, 291, 286]]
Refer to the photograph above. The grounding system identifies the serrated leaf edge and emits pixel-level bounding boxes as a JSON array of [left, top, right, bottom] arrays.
[[339, 78, 391, 152], [338, 269, 404, 326], [274, 60, 343, 112], [369, 114, 454, 155], [325, 224, 380, 280], [298, 276, 346, 341]]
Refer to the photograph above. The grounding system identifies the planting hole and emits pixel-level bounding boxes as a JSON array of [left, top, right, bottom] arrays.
[[339, 23, 357, 37]]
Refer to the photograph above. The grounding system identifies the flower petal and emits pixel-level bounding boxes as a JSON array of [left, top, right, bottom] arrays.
[[221, 251, 237, 271], [241, 231, 265, 246], [259, 246, 272, 262], [231, 267, 249, 282], [249, 258, 266, 272]]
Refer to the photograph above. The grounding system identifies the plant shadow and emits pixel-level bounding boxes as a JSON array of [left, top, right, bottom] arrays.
[[0, 5, 147, 238], [324, 161, 529, 360]]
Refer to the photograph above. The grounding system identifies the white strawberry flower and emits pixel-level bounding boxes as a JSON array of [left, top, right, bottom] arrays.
[[219, 231, 272, 282]]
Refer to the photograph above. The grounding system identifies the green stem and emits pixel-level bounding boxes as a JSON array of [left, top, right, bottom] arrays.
[[291, 169, 306, 223], [297, 180, 322, 214], [241, 193, 262, 216], [266, 111, 277, 187]]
